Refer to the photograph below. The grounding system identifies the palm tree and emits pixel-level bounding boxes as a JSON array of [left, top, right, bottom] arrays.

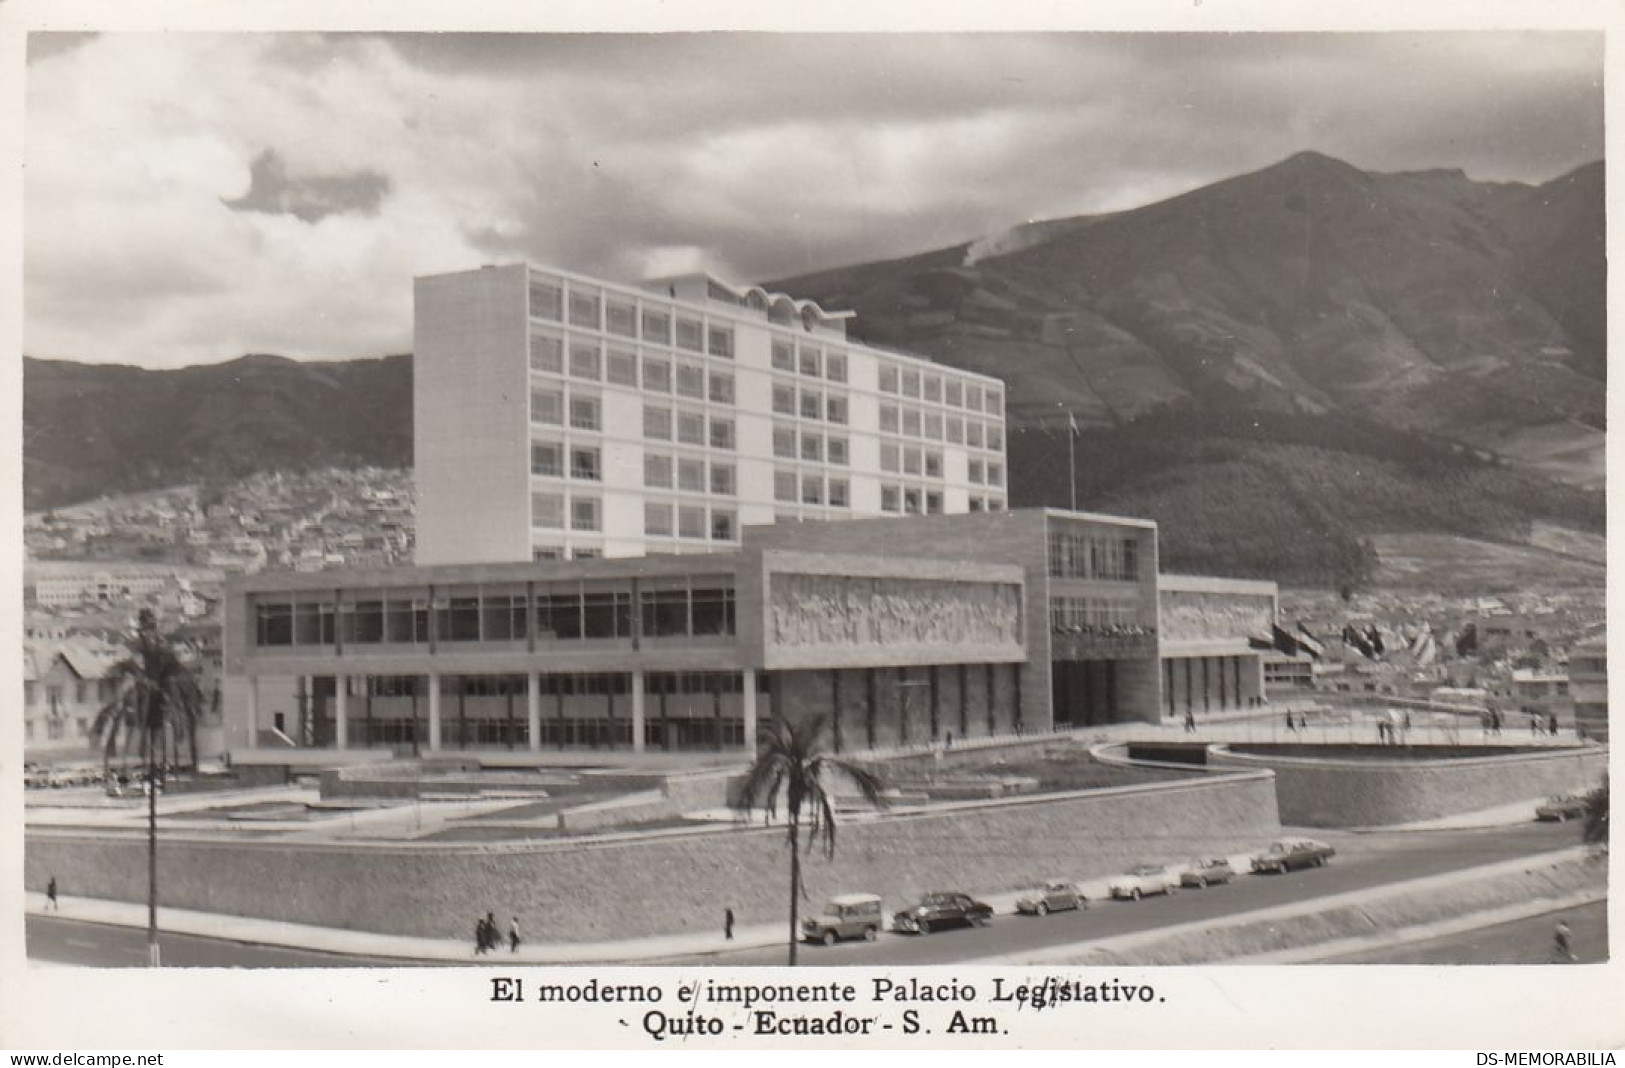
[[91, 609, 206, 967], [1583, 777, 1609, 846], [733, 714, 887, 966]]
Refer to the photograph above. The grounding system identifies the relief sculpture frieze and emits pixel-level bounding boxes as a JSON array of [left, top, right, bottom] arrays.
[[768, 573, 1021, 649]]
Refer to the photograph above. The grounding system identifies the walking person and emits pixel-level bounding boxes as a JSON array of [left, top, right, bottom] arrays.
[[1183, 709, 1196, 733], [1285, 710, 1296, 734], [508, 916, 521, 954], [1548, 712, 1559, 738], [474, 915, 488, 955], [46, 876, 58, 911], [724, 907, 735, 941], [1553, 920, 1576, 963]]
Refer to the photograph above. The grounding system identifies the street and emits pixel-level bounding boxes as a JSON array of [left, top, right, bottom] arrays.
[[1322, 900, 1607, 965]]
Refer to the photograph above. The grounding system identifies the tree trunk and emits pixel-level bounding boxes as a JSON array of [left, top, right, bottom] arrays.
[[146, 720, 160, 968], [787, 814, 801, 968]]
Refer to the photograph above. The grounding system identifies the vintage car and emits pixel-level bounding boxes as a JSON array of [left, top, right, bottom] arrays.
[[1250, 838, 1336, 873], [1535, 794, 1589, 822], [892, 892, 993, 935], [1014, 880, 1084, 916], [1108, 864, 1181, 901], [802, 893, 885, 945], [1180, 857, 1237, 889]]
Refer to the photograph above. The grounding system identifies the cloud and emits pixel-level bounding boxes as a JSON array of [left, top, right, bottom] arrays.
[[222, 148, 392, 223]]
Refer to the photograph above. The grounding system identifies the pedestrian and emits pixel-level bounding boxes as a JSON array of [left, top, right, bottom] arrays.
[[474, 916, 488, 955], [1183, 709, 1195, 733], [1285, 710, 1296, 734], [724, 907, 735, 941], [1548, 713, 1559, 738], [1530, 713, 1539, 736], [486, 911, 497, 952], [944, 730, 954, 750], [1554, 920, 1575, 963], [46, 876, 58, 911], [508, 916, 521, 954]]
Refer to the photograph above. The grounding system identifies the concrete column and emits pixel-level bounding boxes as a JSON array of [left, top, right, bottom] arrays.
[[742, 668, 758, 752], [428, 672, 442, 751], [527, 671, 541, 752], [246, 676, 259, 739], [334, 675, 348, 750], [631, 670, 646, 753]]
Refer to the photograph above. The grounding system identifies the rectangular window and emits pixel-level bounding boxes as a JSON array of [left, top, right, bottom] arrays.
[[532, 492, 564, 529], [903, 488, 922, 515], [708, 324, 734, 359], [530, 387, 563, 426], [880, 443, 900, 473], [642, 588, 690, 638], [986, 388, 1003, 415], [436, 595, 482, 642], [828, 479, 849, 508], [924, 411, 943, 440], [925, 451, 943, 478], [529, 277, 563, 321], [825, 351, 847, 382], [571, 496, 600, 532], [773, 469, 798, 503], [799, 346, 821, 377], [531, 439, 564, 477], [879, 404, 899, 433], [582, 592, 630, 639], [801, 474, 824, 506], [968, 458, 984, 484], [678, 505, 707, 539], [901, 369, 920, 398], [529, 329, 563, 374], [925, 491, 943, 515], [903, 447, 922, 476], [675, 315, 704, 352], [569, 393, 601, 431], [571, 446, 601, 481], [643, 356, 672, 393], [826, 436, 848, 465], [826, 395, 848, 425], [568, 286, 601, 330], [709, 417, 735, 450], [771, 338, 795, 371], [708, 370, 735, 405], [968, 421, 986, 449], [968, 496, 985, 512], [878, 365, 899, 393], [946, 379, 964, 407], [902, 406, 922, 437], [605, 296, 638, 338], [880, 485, 901, 512], [676, 410, 705, 445], [644, 452, 673, 488], [967, 384, 984, 411], [987, 462, 1004, 487], [923, 374, 942, 402], [946, 416, 964, 444], [800, 432, 823, 462], [256, 602, 293, 646], [645, 501, 673, 536], [711, 509, 736, 542], [643, 404, 673, 441], [642, 307, 671, 345], [691, 588, 736, 635], [773, 425, 797, 458], [772, 382, 796, 416], [569, 339, 601, 380], [988, 425, 1005, 452], [538, 591, 582, 640], [678, 457, 705, 492], [606, 347, 638, 386], [676, 363, 705, 399], [710, 462, 735, 495]]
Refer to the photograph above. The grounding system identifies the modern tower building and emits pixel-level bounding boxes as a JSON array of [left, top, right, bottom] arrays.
[[414, 263, 1009, 566]]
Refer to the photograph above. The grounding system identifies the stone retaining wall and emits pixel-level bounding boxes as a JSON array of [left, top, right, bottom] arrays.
[[26, 771, 1281, 943]]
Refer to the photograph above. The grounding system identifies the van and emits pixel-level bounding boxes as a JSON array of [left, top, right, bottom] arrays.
[[801, 893, 883, 945]]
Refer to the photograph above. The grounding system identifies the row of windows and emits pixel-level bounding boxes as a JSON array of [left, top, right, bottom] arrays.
[[24, 679, 119, 705], [966, 458, 1004, 486], [880, 443, 944, 480], [879, 404, 1003, 450], [772, 424, 849, 465], [531, 331, 737, 404], [1047, 531, 1141, 582], [529, 275, 734, 359], [769, 469, 851, 508], [644, 501, 737, 542], [253, 583, 736, 646], [642, 452, 735, 496], [1049, 596, 1146, 632], [879, 362, 1002, 414], [642, 405, 736, 449], [529, 440, 604, 482], [769, 338, 848, 382], [770, 379, 850, 424], [879, 484, 944, 516], [532, 491, 602, 532], [352, 670, 764, 699]]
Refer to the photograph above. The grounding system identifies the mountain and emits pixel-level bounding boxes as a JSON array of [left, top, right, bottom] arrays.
[[24, 354, 413, 512]]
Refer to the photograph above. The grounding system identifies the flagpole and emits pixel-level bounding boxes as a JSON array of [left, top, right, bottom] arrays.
[[1067, 412, 1078, 512]]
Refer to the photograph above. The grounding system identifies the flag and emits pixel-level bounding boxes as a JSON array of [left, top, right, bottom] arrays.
[[1271, 624, 1302, 657], [1067, 411, 1079, 435], [1295, 623, 1326, 659]]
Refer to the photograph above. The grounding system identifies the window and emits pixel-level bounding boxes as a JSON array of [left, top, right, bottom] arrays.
[[925, 451, 943, 478], [531, 439, 564, 477], [946, 416, 964, 444], [800, 432, 823, 462], [880, 443, 900, 473], [571, 446, 601, 481], [926, 491, 943, 515], [923, 375, 942, 402], [645, 502, 673, 536], [988, 498, 1004, 512], [711, 509, 736, 542], [643, 356, 672, 393], [571, 496, 600, 532], [643, 404, 673, 441], [828, 479, 849, 508], [986, 389, 1003, 415], [987, 462, 1004, 487], [678, 457, 705, 492], [968, 496, 985, 512], [825, 351, 847, 382], [532, 492, 564, 529], [924, 411, 943, 440], [881, 485, 901, 512], [966, 420, 984, 448], [901, 406, 922, 437], [826, 395, 848, 425], [435, 595, 482, 642], [799, 388, 822, 420], [675, 315, 704, 352], [966, 384, 984, 411], [710, 463, 735, 495], [988, 425, 1005, 452], [879, 404, 899, 433], [878, 365, 899, 393], [799, 346, 821, 376], [642, 306, 671, 345], [772, 382, 796, 416], [827, 436, 848, 465], [945, 379, 963, 407], [903, 488, 922, 515], [569, 339, 601, 380], [644, 452, 673, 488], [968, 458, 984, 484], [569, 393, 601, 431], [901, 368, 920, 397], [678, 505, 707, 539], [256, 602, 293, 646], [605, 295, 637, 338], [709, 417, 735, 450], [606, 347, 638, 386], [708, 324, 734, 359], [529, 277, 563, 321], [708, 370, 735, 405], [676, 363, 705, 399], [771, 338, 795, 371], [801, 475, 824, 506], [568, 286, 601, 329], [582, 591, 631, 638], [773, 425, 797, 459], [903, 447, 922, 476], [676, 410, 705, 445], [530, 387, 563, 426], [774, 469, 798, 503], [530, 329, 563, 374]]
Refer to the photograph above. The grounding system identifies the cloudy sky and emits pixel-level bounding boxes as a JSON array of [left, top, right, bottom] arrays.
[[23, 30, 1604, 369]]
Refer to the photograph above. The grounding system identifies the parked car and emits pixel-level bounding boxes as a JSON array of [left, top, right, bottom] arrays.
[[1536, 794, 1589, 822], [892, 892, 993, 935], [802, 893, 885, 945], [1108, 864, 1181, 901], [23, 764, 50, 789], [1015, 880, 1084, 916], [1180, 857, 1236, 889], [1250, 838, 1336, 873]]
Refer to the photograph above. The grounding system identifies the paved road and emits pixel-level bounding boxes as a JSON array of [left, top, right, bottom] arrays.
[[25, 820, 1588, 968], [1322, 901, 1608, 965]]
